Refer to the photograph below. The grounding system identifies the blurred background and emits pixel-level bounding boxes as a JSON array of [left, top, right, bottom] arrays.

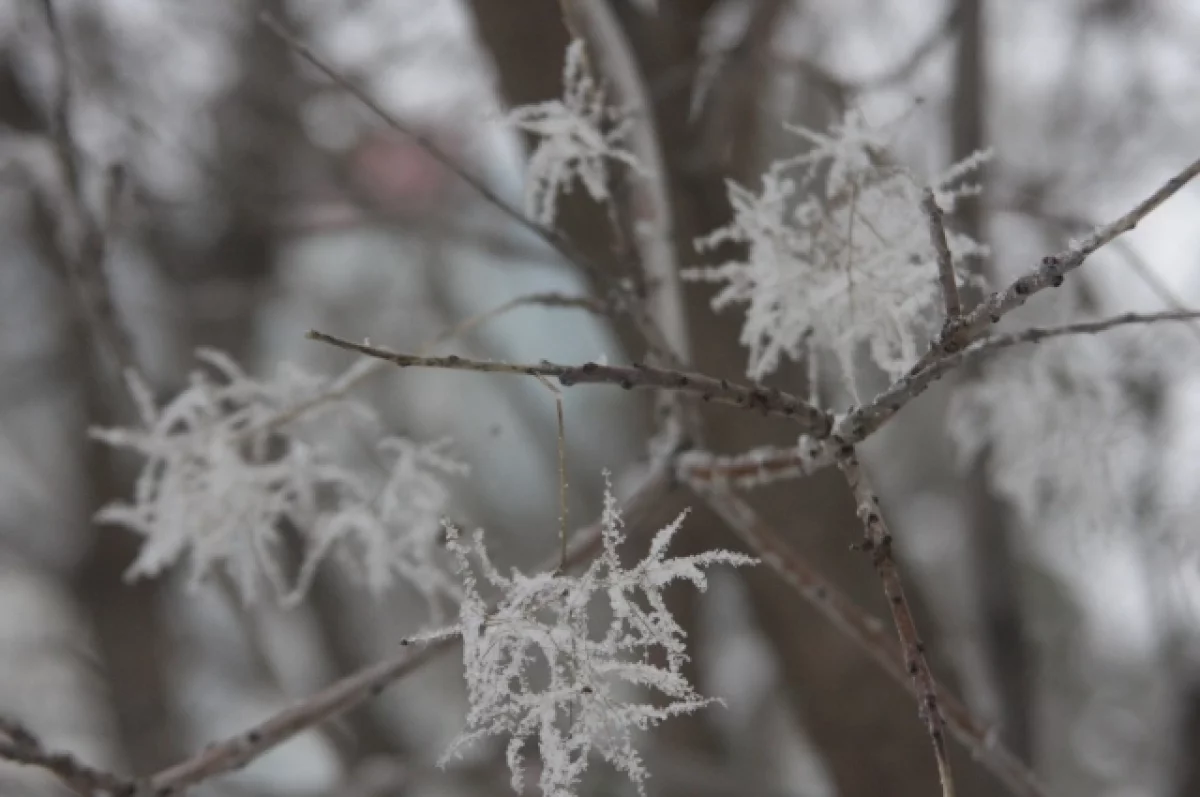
[[2, 1, 1200, 796]]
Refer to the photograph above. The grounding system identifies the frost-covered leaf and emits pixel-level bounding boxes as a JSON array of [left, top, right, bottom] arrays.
[[507, 39, 644, 226], [439, 476, 755, 797], [684, 109, 990, 388]]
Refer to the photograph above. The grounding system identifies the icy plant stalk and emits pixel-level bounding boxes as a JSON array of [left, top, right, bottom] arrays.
[[439, 477, 755, 797]]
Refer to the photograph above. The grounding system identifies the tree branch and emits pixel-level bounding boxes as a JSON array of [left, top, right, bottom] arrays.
[[694, 491, 1050, 797], [306, 330, 833, 435], [923, 188, 962, 320], [920, 156, 1200, 363], [836, 448, 955, 797]]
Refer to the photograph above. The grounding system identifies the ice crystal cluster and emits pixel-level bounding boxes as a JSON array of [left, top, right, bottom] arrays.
[[684, 110, 990, 386], [948, 332, 1153, 538], [507, 38, 643, 226], [439, 480, 755, 797], [91, 349, 466, 607]]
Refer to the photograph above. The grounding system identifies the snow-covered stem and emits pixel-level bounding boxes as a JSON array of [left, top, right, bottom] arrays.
[[307, 330, 832, 435], [836, 447, 954, 797], [694, 490, 1049, 797], [922, 188, 963, 320], [140, 431, 683, 795], [918, 156, 1200, 365]]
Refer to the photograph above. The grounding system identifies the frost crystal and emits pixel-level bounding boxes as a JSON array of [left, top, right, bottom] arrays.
[[91, 349, 465, 608], [684, 110, 989, 386], [948, 333, 1152, 538], [507, 39, 644, 226], [440, 478, 755, 797]]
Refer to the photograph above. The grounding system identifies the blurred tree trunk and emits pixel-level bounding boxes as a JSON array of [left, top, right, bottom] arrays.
[[467, 2, 1015, 795], [949, 0, 1033, 762]]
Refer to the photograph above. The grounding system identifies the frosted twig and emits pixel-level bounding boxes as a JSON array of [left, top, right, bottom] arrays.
[[143, 429, 681, 793], [307, 330, 833, 435], [836, 447, 954, 797], [695, 491, 1050, 797], [922, 189, 962, 320], [918, 156, 1200, 364]]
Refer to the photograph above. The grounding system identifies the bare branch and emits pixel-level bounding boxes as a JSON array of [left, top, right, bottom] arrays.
[[695, 491, 1051, 797], [0, 716, 135, 796], [921, 156, 1200, 363], [677, 442, 834, 490], [836, 448, 955, 797], [968, 309, 1200, 352], [307, 329, 833, 435], [923, 188, 962, 320]]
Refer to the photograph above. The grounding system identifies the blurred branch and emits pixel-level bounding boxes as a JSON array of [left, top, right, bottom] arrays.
[[678, 443, 834, 490], [0, 716, 133, 796], [694, 491, 1051, 797], [37, 0, 137, 377]]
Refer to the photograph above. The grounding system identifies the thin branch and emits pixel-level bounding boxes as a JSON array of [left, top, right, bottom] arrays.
[[837, 308, 1200, 447], [252, 292, 606, 437], [695, 491, 1050, 797], [259, 12, 680, 367], [920, 156, 1200, 363], [923, 188, 962, 320], [146, 640, 444, 794], [0, 717, 134, 797], [144, 431, 681, 793], [836, 447, 955, 797], [307, 329, 833, 435], [676, 442, 834, 490], [38, 0, 137, 376], [969, 309, 1200, 351]]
